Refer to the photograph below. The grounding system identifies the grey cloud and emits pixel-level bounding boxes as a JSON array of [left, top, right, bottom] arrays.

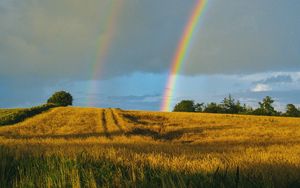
[[1, 0, 300, 84], [75, 94, 161, 111], [186, 0, 300, 75], [108, 94, 160, 102], [0, 0, 192, 82], [237, 90, 300, 107], [106, 94, 161, 111], [254, 75, 293, 84], [0, 0, 104, 80]]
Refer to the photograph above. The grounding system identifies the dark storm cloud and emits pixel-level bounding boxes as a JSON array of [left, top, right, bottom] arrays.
[[1, 0, 300, 84], [1, 0, 300, 109], [186, 0, 300, 75], [0, 0, 193, 82]]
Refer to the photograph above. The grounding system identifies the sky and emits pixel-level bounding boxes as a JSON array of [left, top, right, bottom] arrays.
[[1, 0, 300, 111]]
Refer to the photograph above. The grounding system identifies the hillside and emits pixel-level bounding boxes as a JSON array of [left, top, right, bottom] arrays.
[[0, 104, 56, 126], [0, 107, 300, 187]]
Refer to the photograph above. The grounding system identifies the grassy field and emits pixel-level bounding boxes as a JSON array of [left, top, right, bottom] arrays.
[[0, 107, 300, 187], [0, 104, 56, 126]]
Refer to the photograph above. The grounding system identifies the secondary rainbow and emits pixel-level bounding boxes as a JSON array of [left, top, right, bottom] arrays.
[[88, 1, 124, 106], [161, 0, 208, 111]]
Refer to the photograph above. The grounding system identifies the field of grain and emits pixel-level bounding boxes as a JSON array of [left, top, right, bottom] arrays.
[[0, 107, 300, 187]]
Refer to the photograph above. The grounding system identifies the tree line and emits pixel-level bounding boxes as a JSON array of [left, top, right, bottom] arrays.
[[173, 95, 300, 117]]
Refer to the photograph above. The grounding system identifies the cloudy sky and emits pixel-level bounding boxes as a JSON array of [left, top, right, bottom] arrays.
[[1, 0, 300, 111]]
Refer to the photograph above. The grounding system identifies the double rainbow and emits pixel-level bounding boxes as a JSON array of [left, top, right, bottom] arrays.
[[87, 1, 208, 109], [161, 0, 208, 112], [88, 1, 124, 106]]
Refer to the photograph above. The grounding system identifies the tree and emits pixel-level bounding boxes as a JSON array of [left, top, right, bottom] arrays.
[[173, 100, 195, 112], [253, 96, 278, 116], [195, 103, 204, 112], [47, 91, 73, 106], [241, 104, 254, 115], [221, 94, 246, 114], [213, 94, 248, 114], [203, 102, 224, 113], [285, 104, 300, 117], [222, 95, 235, 113]]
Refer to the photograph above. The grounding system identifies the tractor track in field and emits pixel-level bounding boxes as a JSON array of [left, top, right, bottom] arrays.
[[110, 109, 125, 134], [101, 110, 111, 139]]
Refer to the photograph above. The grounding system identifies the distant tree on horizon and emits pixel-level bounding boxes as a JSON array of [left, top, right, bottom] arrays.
[[172, 95, 300, 118], [203, 102, 224, 113], [173, 100, 195, 112], [285, 104, 300, 117], [252, 96, 278, 116], [221, 94, 246, 114], [47, 91, 73, 107], [195, 103, 205, 112]]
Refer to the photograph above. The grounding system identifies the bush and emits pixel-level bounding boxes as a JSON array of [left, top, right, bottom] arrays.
[[204, 103, 224, 113], [285, 104, 300, 117], [47, 91, 73, 106], [0, 104, 57, 126], [173, 100, 196, 112]]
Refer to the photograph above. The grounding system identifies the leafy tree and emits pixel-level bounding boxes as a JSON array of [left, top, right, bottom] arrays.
[[173, 100, 195, 112], [221, 95, 246, 114], [47, 91, 73, 106], [195, 103, 204, 112], [285, 104, 300, 117], [236, 101, 247, 114], [171, 95, 298, 117], [210, 95, 248, 114], [222, 95, 235, 113], [204, 102, 224, 113], [241, 104, 254, 115], [253, 96, 278, 116]]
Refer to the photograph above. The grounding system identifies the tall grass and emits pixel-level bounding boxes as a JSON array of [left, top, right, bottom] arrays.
[[0, 107, 300, 187], [1, 146, 299, 188]]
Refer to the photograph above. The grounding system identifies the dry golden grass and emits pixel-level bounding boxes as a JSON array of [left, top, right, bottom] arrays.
[[0, 107, 300, 187]]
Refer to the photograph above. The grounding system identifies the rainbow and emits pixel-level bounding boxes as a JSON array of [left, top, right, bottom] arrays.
[[88, 1, 124, 106], [161, 0, 208, 112]]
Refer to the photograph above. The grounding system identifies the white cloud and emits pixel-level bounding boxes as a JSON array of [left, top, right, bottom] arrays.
[[251, 84, 272, 92]]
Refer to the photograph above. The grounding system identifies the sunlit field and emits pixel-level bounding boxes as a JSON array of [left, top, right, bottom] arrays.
[[0, 107, 300, 187]]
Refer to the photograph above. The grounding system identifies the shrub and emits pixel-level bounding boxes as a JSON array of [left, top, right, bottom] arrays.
[[0, 104, 57, 126], [285, 104, 300, 117], [204, 102, 224, 113], [173, 100, 195, 112], [47, 91, 73, 106]]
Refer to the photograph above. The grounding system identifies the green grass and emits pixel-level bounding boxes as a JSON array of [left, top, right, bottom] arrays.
[[0, 146, 299, 188], [0, 104, 57, 126]]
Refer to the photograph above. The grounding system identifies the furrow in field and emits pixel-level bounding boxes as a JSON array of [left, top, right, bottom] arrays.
[[108, 108, 125, 134], [100, 109, 111, 139], [111, 108, 129, 131]]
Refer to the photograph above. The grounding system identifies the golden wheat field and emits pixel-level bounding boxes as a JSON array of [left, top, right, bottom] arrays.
[[0, 107, 300, 187]]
